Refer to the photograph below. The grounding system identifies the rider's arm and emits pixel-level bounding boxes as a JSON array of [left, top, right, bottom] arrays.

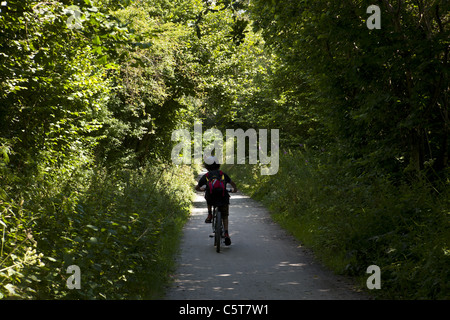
[[195, 184, 207, 191], [229, 180, 237, 193], [195, 175, 207, 191]]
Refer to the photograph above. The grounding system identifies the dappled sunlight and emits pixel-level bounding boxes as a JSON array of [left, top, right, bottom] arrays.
[[168, 160, 365, 300], [277, 262, 307, 268], [167, 187, 365, 300]]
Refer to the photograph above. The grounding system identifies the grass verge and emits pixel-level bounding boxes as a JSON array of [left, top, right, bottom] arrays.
[[1, 164, 195, 299]]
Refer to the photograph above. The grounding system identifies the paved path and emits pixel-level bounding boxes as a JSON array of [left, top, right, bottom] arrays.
[[165, 172, 367, 300]]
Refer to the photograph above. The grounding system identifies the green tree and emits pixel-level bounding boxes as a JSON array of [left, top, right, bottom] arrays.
[[249, 0, 449, 177]]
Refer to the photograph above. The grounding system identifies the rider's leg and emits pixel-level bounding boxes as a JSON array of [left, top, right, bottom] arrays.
[[223, 218, 228, 231], [220, 205, 229, 231], [223, 217, 231, 245], [205, 203, 213, 223], [220, 205, 231, 245]]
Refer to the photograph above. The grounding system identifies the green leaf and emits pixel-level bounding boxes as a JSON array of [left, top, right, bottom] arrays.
[[92, 35, 101, 45], [97, 55, 108, 65], [86, 224, 99, 231]]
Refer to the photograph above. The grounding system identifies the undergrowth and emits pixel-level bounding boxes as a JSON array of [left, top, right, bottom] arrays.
[[224, 150, 450, 300], [0, 164, 195, 299]]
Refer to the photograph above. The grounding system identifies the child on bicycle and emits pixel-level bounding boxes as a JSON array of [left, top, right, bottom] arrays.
[[195, 156, 237, 246]]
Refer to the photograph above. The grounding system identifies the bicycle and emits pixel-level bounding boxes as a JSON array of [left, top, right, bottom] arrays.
[[211, 204, 224, 253], [200, 186, 233, 253]]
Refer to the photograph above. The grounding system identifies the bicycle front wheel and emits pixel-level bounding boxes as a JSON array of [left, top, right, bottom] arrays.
[[215, 209, 221, 253]]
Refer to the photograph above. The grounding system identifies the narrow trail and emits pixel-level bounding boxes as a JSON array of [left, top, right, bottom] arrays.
[[165, 171, 368, 300]]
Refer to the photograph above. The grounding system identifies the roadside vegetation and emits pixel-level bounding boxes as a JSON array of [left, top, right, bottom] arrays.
[[1, 0, 448, 299], [225, 151, 449, 299]]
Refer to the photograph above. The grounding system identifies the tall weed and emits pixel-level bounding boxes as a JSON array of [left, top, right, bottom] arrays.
[[0, 164, 194, 299]]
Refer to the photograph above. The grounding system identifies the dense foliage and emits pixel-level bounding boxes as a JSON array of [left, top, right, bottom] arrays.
[[224, 0, 449, 299], [246, 0, 449, 176], [0, 0, 200, 299], [1, 0, 448, 299], [225, 151, 449, 299]]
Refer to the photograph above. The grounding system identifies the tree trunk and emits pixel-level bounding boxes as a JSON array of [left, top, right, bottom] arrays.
[[409, 127, 425, 172]]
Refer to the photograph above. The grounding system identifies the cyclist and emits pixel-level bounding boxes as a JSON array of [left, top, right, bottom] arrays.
[[195, 156, 237, 246]]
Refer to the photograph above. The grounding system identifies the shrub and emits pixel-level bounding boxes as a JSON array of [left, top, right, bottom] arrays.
[[0, 164, 194, 299], [225, 150, 450, 299]]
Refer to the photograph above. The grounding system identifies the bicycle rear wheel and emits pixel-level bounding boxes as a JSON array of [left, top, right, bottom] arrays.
[[215, 209, 222, 253]]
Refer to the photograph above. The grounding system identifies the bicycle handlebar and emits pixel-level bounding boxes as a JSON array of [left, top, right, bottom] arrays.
[[199, 185, 234, 193]]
